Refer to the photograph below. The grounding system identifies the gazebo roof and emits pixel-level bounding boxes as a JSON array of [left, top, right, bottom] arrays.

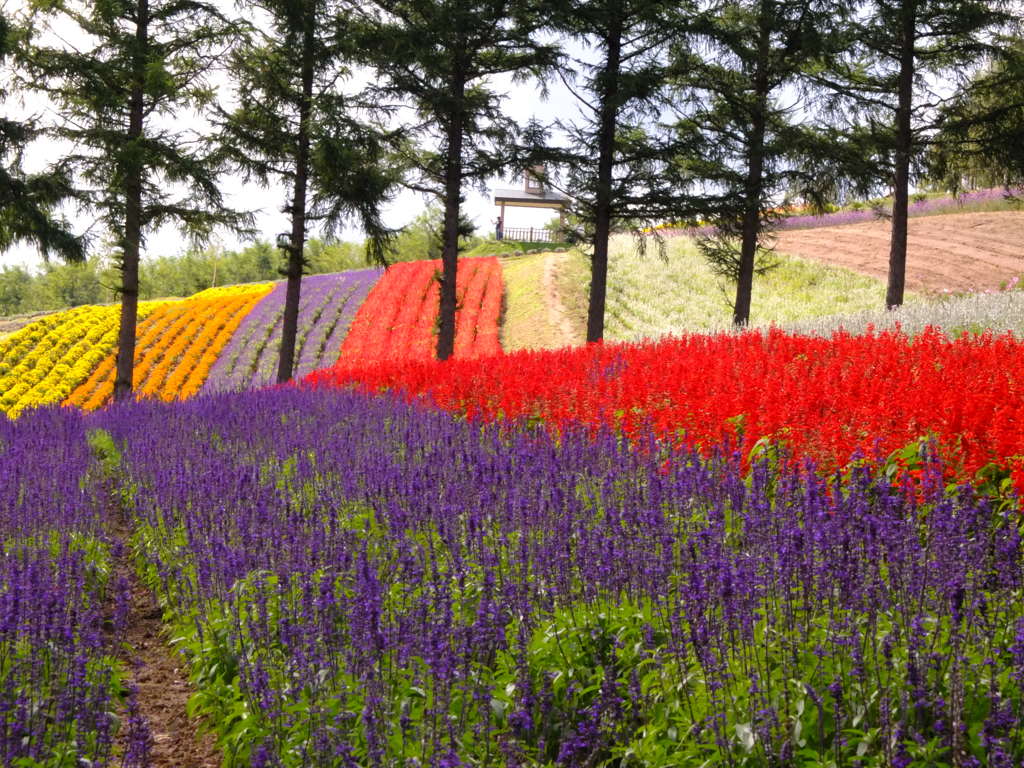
[[493, 187, 569, 208]]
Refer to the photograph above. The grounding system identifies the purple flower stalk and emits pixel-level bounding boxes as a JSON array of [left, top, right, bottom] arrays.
[[67, 387, 1024, 766], [0, 408, 122, 766]]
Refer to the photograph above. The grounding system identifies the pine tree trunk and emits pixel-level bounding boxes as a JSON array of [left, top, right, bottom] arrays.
[[113, 0, 148, 402], [586, 2, 623, 344], [735, 125, 765, 325], [886, 3, 916, 310], [437, 73, 465, 361], [276, 3, 315, 384], [733, 3, 770, 328]]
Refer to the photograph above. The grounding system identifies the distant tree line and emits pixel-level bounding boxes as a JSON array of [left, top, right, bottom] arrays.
[[0, 208, 453, 316], [2, 0, 1023, 398]]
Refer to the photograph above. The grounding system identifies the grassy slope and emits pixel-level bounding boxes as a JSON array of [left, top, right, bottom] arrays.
[[603, 235, 904, 340], [501, 252, 588, 350], [465, 239, 572, 258], [554, 249, 591, 339]]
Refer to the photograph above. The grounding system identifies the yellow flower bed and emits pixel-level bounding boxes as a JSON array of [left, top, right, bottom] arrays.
[[0, 302, 168, 418], [190, 282, 274, 300]]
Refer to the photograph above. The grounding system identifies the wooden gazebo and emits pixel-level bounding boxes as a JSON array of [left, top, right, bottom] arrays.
[[492, 168, 569, 242]]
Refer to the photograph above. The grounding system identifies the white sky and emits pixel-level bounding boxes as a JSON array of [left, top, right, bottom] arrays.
[[1, 1, 582, 271]]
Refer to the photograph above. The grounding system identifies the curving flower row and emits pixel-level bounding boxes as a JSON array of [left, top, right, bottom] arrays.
[[189, 281, 273, 301], [203, 270, 381, 393], [66, 301, 191, 410], [453, 256, 503, 358], [308, 326, 1024, 491], [0, 303, 166, 418], [337, 257, 503, 365], [68, 287, 271, 409]]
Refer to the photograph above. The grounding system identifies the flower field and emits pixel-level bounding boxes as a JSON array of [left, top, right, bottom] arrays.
[[603, 236, 897, 340], [308, 327, 1024, 492], [0, 410, 142, 765], [0, 302, 165, 417], [777, 186, 1021, 230], [0, 260, 501, 416], [2, 386, 1021, 766], [783, 289, 1024, 338], [203, 269, 381, 392], [3, 252, 1024, 765], [66, 285, 272, 408], [337, 257, 503, 364], [189, 281, 273, 300]]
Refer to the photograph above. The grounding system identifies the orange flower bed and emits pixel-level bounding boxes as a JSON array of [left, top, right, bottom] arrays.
[[159, 295, 256, 400], [64, 303, 192, 409], [177, 295, 261, 400], [140, 299, 226, 397], [133, 305, 196, 391], [68, 287, 270, 409]]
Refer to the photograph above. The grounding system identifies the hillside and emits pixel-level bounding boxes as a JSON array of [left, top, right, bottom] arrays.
[[500, 250, 588, 350], [772, 210, 1024, 294], [602, 235, 898, 340], [1, 237, 1022, 419], [5, 239, 1024, 768]]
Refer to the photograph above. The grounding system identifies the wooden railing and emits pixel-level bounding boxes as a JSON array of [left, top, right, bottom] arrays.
[[498, 227, 557, 243]]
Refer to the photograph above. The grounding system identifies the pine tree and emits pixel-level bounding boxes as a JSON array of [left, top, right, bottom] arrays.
[[0, 10, 82, 263], [818, 0, 1016, 309], [21, 0, 247, 401], [927, 39, 1024, 192], [538, 0, 687, 342], [219, 0, 400, 383], [671, 0, 842, 327], [353, 0, 556, 359]]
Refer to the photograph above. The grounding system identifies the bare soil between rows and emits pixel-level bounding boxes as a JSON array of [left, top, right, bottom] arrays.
[[771, 211, 1024, 294], [108, 520, 220, 768]]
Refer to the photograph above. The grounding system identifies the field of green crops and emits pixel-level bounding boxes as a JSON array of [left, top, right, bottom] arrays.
[[602, 235, 911, 340]]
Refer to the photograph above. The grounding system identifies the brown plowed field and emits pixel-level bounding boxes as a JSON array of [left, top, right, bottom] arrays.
[[772, 211, 1024, 294]]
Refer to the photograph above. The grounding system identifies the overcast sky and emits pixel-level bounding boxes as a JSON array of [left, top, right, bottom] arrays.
[[1, 1, 583, 271]]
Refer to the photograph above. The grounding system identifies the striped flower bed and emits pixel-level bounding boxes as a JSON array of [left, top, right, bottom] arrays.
[[202, 269, 381, 393]]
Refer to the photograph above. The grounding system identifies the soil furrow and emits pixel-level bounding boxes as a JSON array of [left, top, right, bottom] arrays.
[[773, 211, 1024, 293], [542, 251, 580, 348], [107, 519, 220, 768]]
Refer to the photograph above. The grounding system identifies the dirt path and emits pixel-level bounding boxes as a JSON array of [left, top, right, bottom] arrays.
[[0, 309, 54, 335], [500, 251, 585, 351], [540, 251, 580, 348], [108, 524, 220, 768], [772, 211, 1024, 294]]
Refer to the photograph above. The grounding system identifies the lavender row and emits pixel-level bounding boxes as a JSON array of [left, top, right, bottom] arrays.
[[294, 267, 380, 378], [244, 273, 344, 386], [0, 410, 142, 766], [94, 389, 1024, 766], [204, 281, 287, 393], [777, 185, 1023, 231], [203, 270, 381, 393]]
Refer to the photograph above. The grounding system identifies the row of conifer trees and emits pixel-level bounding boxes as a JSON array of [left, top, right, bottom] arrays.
[[2, 1, 1022, 398]]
